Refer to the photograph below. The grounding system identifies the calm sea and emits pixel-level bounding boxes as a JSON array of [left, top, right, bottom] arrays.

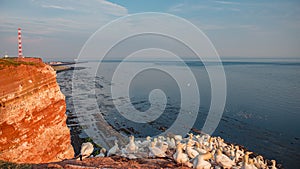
[[56, 59, 300, 168]]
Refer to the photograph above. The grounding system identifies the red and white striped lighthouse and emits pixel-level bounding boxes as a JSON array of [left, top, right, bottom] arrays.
[[18, 28, 24, 58]]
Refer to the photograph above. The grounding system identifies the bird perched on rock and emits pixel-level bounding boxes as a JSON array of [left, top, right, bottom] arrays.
[[148, 141, 166, 158], [253, 155, 267, 169], [139, 136, 151, 148], [157, 137, 169, 153], [235, 145, 244, 162], [174, 135, 183, 142], [193, 152, 213, 169], [195, 142, 207, 154], [249, 159, 258, 169], [187, 133, 196, 145], [173, 142, 193, 167], [166, 137, 176, 149], [241, 152, 252, 169], [186, 141, 199, 159], [206, 137, 214, 152], [95, 148, 107, 157], [215, 149, 236, 169], [125, 135, 139, 154], [107, 140, 120, 157], [271, 160, 277, 169], [78, 142, 94, 161]]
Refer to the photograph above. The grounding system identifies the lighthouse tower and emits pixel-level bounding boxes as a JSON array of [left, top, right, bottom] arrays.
[[18, 28, 24, 58]]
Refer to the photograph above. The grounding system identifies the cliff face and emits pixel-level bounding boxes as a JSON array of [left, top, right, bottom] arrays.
[[0, 58, 74, 163]]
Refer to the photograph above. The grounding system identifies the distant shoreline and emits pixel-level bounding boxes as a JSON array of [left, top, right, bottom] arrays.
[[47, 61, 87, 72]]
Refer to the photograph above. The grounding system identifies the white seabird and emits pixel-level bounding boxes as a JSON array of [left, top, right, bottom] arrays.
[[148, 141, 166, 158], [107, 140, 120, 157], [186, 141, 199, 159], [173, 142, 193, 167], [193, 152, 213, 169], [125, 135, 139, 154], [215, 149, 236, 169], [78, 142, 94, 160]]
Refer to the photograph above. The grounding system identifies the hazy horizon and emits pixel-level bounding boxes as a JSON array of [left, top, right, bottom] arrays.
[[1, 0, 300, 60]]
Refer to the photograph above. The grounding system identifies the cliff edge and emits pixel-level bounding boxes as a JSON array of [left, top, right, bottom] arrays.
[[0, 58, 74, 163]]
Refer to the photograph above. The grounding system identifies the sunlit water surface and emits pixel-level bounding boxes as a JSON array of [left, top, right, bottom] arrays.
[[56, 60, 300, 168]]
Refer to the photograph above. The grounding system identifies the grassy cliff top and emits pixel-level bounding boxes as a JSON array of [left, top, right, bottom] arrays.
[[0, 57, 43, 69]]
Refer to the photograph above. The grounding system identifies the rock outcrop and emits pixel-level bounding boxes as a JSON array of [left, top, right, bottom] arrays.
[[0, 58, 74, 163]]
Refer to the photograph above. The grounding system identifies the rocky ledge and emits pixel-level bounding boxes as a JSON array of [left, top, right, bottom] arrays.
[[0, 58, 74, 163]]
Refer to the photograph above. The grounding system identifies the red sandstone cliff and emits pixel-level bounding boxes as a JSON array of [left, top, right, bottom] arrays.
[[0, 58, 74, 163]]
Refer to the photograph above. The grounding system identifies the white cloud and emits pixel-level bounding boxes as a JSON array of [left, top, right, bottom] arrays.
[[97, 0, 128, 16], [168, 3, 185, 12], [0, 0, 129, 37], [189, 19, 260, 31], [0, 16, 88, 35], [41, 5, 75, 10], [0, 0, 129, 58], [214, 1, 240, 5], [36, 0, 128, 16], [168, 2, 240, 13]]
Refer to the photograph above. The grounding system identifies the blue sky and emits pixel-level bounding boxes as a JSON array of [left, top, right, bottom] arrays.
[[0, 0, 300, 60]]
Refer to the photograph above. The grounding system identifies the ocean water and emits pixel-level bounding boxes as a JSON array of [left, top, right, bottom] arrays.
[[56, 60, 300, 168]]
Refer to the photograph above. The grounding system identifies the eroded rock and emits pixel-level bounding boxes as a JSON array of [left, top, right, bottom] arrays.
[[0, 58, 74, 163]]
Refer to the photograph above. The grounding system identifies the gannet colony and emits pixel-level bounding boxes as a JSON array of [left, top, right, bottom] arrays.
[[78, 133, 279, 169]]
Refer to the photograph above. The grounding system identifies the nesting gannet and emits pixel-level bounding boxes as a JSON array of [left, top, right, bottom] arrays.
[[158, 140, 169, 153], [229, 148, 236, 160], [206, 137, 214, 152], [135, 140, 142, 147], [140, 136, 151, 148], [158, 135, 166, 141], [195, 134, 201, 139], [216, 137, 227, 148], [156, 137, 166, 149], [120, 148, 128, 157], [254, 155, 267, 169], [248, 159, 258, 169], [241, 152, 255, 169], [235, 145, 244, 162], [223, 146, 232, 157], [202, 134, 211, 142], [271, 160, 277, 169], [166, 137, 176, 149], [187, 133, 196, 145], [174, 135, 183, 142], [153, 138, 158, 146], [95, 148, 107, 157], [203, 136, 211, 147], [148, 141, 166, 158], [215, 149, 236, 169], [195, 142, 207, 154], [125, 135, 139, 153], [173, 142, 192, 167], [186, 141, 199, 159], [193, 152, 213, 169], [188, 133, 194, 140], [107, 140, 120, 157], [195, 135, 203, 145], [78, 142, 94, 160]]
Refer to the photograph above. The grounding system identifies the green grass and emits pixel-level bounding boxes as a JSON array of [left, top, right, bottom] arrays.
[[0, 58, 36, 69], [0, 160, 32, 169]]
